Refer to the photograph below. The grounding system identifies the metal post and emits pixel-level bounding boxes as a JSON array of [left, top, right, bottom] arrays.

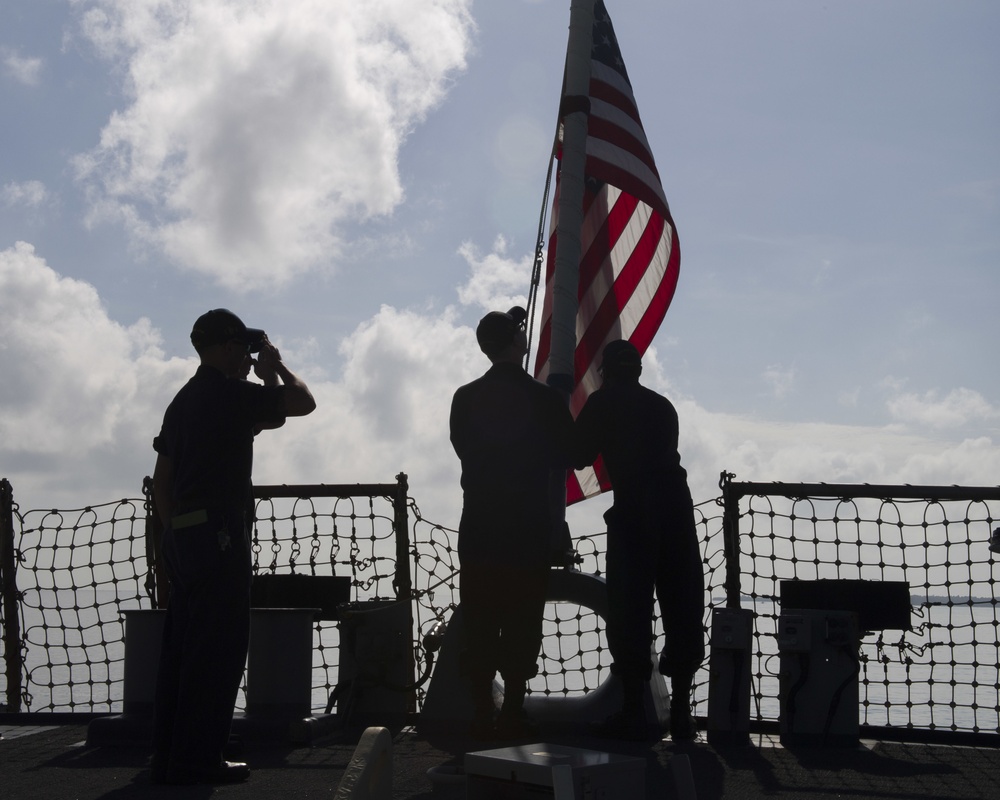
[[0, 478, 23, 712], [720, 471, 743, 609], [142, 476, 168, 608], [391, 472, 411, 601], [391, 472, 415, 715]]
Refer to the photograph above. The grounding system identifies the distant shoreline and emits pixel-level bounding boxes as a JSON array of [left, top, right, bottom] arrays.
[[717, 595, 997, 606]]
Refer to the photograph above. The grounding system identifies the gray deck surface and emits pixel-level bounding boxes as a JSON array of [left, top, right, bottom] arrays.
[[3, 720, 999, 799]]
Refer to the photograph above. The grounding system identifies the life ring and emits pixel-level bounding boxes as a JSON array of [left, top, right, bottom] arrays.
[[420, 568, 670, 733], [545, 568, 609, 618]]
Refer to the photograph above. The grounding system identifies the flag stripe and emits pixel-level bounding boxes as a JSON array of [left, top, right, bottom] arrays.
[[585, 152, 669, 220], [589, 61, 639, 120], [587, 98, 656, 176], [577, 186, 632, 302], [572, 204, 670, 408], [535, 0, 680, 503], [575, 201, 662, 373]]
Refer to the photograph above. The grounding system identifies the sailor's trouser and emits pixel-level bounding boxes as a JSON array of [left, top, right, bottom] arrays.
[[459, 563, 549, 697], [605, 486, 705, 688], [152, 509, 251, 771]]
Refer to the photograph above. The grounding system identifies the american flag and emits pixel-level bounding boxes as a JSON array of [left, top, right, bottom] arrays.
[[533, 0, 681, 504]]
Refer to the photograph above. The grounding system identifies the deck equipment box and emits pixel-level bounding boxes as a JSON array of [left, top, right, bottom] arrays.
[[465, 743, 644, 799]]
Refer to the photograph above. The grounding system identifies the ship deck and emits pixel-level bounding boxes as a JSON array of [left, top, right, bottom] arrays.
[[3, 718, 999, 799]]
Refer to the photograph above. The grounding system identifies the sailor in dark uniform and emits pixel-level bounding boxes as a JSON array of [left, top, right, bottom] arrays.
[[151, 309, 315, 784], [575, 339, 705, 741], [450, 306, 575, 739]]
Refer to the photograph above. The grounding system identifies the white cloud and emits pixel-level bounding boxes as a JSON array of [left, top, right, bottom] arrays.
[[897, 437, 1000, 488], [0, 242, 192, 508], [670, 399, 1000, 508], [0, 239, 485, 525], [879, 376, 908, 394], [1, 47, 43, 86], [456, 235, 533, 313], [72, 0, 475, 290], [252, 304, 483, 526], [762, 363, 795, 399], [257, 236, 547, 523], [886, 387, 998, 430], [838, 387, 860, 408], [2, 240, 996, 530], [1, 180, 49, 209]]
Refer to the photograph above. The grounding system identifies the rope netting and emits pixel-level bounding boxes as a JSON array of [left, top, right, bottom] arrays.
[[0, 477, 721, 716], [1, 495, 149, 712], [729, 481, 999, 734], [244, 492, 724, 714], [249, 487, 409, 713], [524, 504, 724, 713], [2, 475, 997, 737]]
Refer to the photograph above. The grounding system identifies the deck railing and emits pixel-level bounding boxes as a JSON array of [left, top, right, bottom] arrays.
[[2, 473, 997, 737], [719, 474, 1000, 734]]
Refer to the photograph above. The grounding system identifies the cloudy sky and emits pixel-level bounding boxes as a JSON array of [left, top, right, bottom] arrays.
[[1, 0, 997, 535]]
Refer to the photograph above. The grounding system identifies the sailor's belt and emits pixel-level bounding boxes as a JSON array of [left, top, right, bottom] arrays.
[[171, 509, 209, 530]]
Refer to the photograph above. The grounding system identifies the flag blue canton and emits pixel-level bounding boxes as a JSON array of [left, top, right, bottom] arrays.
[[592, 1, 630, 82]]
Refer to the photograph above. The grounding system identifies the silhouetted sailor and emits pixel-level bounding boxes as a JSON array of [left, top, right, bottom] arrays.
[[450, 306, 575, 739], [150, 309, 315, 784], [575, 339, 705, 741]]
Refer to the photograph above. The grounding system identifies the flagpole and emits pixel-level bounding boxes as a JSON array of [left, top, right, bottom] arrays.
[[543, 0, 595, 562], [539, 0, 681, 506], [547, 0, 595, 398]]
